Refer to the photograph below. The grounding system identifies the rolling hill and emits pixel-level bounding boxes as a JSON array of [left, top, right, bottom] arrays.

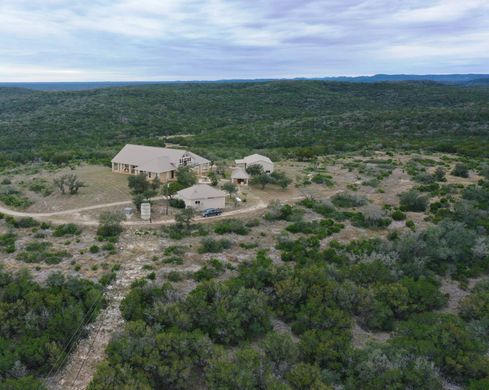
[[0, 80, 488, 166]]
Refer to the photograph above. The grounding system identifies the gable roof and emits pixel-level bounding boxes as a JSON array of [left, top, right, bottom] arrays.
[[231, 167, 249, 179], [136, 156, 175, 173], [235, 153, 273, 165], [177, 184, 227, 200], [112, 144, 210, 172]]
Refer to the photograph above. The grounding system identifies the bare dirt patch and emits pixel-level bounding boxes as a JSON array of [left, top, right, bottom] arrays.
[[352, 321, 391, 349]]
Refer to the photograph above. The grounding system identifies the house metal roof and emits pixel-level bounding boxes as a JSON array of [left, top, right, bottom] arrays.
[[112, 144, 210, 173], [235, 153, 273, 165], [177, 184, 227, 200]]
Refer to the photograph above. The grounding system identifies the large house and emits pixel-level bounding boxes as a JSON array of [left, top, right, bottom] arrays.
[[112, 144, 210, 182], [176, 184, 226, 210], [235, 154, 274, 174]]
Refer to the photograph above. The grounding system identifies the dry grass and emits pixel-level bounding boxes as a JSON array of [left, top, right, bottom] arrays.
[[25, 165, 131, 212]]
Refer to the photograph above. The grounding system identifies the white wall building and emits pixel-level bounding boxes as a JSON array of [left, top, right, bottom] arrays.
[[176, 184, 226, 210], [235, 154, 274, 174]]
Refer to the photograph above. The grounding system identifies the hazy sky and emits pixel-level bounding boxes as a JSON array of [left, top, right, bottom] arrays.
[[1, 0, 488, 81]]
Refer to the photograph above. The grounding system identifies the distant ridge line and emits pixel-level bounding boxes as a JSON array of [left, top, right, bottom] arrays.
[[1, 74, 489, 91]]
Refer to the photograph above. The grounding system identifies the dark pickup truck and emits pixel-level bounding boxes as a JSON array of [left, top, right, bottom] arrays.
[[202, 208, 223, 217]]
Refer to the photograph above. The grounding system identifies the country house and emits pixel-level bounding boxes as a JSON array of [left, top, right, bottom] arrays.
[[112, 144, 210, 183]]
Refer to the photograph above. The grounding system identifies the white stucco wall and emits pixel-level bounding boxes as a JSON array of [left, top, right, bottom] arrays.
[[179, 195, 225, 210], [258, 160, 274, 173]]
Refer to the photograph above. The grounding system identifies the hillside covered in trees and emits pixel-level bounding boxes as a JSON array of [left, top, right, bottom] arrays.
[[1, 81, 489, 167]]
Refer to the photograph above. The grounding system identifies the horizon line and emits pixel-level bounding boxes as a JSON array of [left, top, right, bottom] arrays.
[[1, 73, 489, 84]]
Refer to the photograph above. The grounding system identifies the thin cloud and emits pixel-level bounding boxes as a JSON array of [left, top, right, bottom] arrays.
[[0, 0, 488, 81]]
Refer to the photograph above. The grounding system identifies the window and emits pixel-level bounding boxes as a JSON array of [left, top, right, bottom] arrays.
[[195, 200, 201, 205], [179, 155, 192, 166]]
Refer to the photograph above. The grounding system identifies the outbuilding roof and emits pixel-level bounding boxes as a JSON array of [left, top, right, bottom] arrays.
[[112, 144, 210, 172], [231, 167, 250, 179], [177, 184, 227, 200], [235, 153, 273, 165]]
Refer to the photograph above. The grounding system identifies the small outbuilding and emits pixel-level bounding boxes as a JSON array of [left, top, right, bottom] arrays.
[[231, 167, 250, 186], [176, 184, 227, 210], [235, 154, 274, 174]]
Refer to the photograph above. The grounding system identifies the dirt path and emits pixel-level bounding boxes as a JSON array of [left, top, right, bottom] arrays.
[[0, 196, 165, 218], [46, 252, 151, 390], [0, 198, 270, 226]]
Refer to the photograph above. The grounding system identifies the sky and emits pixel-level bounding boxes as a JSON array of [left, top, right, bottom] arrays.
[[0, 0, 488, 82]]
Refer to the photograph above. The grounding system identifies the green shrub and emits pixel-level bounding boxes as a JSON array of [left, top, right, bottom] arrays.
[[331, 192, 368, 208], [193, 259, 225, 281], [164, 245, 187, 256], [405, 220, 416, 231], [0, 232, 16, 253], [392, 313, 489, 383], [286, 219, 344, 238], [311, 173, 334, 186], [17, 248, 70, 264], [0, 193, 33, 209], [97, 211, 124, 239], [53, 223, 82, 237], [399, 190, 429, 212], [264, 201, 304, 221], [13, 217, 39, 229], [452, 163, 469, 178], [198, 238, 232, 253], [163, 256, 184, 265], [102, 242, 116, 251], [391, 209, 407, 221], [89, 245, 100, 254], [0, 270, 103, 384], [169, 198, 186, 208], [24, 241, 51, 252], [214, 219, 250, 235], [245, 218, 260, 227], [99, 271, 116, 286], [167, 271, 183, 282]]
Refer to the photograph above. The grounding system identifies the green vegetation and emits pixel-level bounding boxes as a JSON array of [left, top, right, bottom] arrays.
[[0, 231, 16, 253], [399, 189, 430, 212], [53, 223, 82, 237], [452, 162, 470, 178], [250, 170, 292, 190], [198, 237, 232, 253], [286, 219, 344, 239], [3, 81, 489, 169], [193, 259, 226, 282], [331, 192, 368, 208], [2, 80, 489, 389], [213, 219, 250, 235], [16, 241, 71, 264], [97, 210, 124, 239], [88, 168, 489, 389], [53, 173, 86, 195], [0, 269, 103, 388], [128, 173, 159, 209]]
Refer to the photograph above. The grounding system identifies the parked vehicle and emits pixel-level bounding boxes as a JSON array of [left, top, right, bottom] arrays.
[[202, 208, 222, 217]]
